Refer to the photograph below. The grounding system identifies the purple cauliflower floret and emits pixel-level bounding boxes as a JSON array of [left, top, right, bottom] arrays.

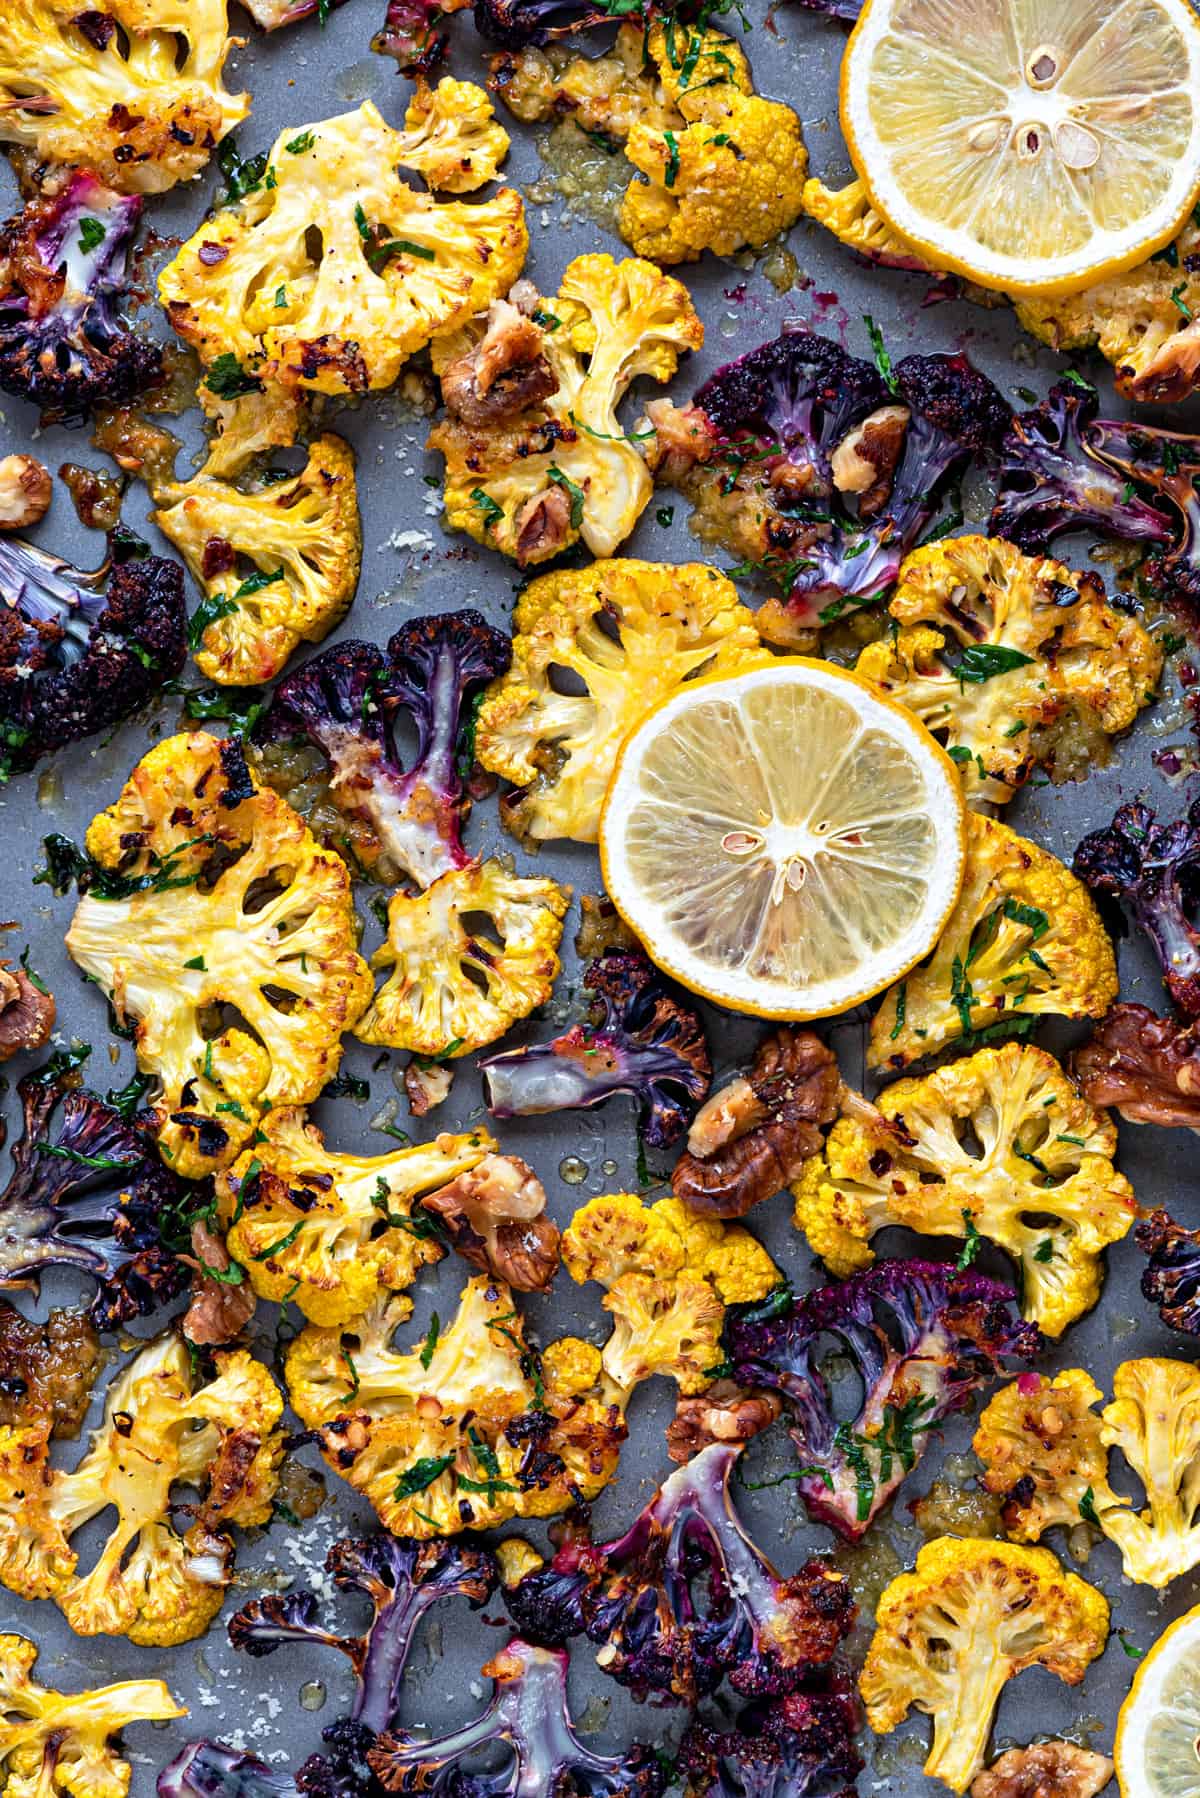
[[367, 1639, 666, 1798], [264, 611, 510, 887], [504, 1442, 855, 1704], [1074, 796, 1200, 1017], [230, 1536, 498, 1737], [159, 1746, 299, 1798], [0, 172, 163, 425], [473, 0, 623, 46], [1137, 1210, 1200, 1337], [0, 1050, 188, 1332], [679, 1673, 863, 1798], [989, 382, 1174, 555], [239, 0, 352, 26], [372, 0, 457, 73], [481, 947, 711, 1149], [724, 1262, 1040, 1541], [0, 535, 187, 778]]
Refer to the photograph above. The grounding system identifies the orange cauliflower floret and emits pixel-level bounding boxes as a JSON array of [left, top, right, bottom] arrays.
[[474, 559, 763, 842], [870, 812, 1117, 1069], [561, 1191, 780, 1398], [0, 0, 248, 195], [393, 77, 511, 193], [285, 1277, 624, 1537], [0, 1333, 283, 1646], [801, 176, 939, 273], [64, 733, 372, 1177], [792, 1041, 1135, 1336], [216, 1107, 497, 1327], [856, 536, 1161, 809]]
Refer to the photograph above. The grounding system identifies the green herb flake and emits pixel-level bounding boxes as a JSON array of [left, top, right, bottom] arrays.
[[394, 1455, 455, 1500], [547, 465, 586, 528], [956, 1210, 982, 1271], [78, 217, 107, 255], [663, 128, 680, 188], [419, 1311, 441, 1371], [863, 313, 898, 393]]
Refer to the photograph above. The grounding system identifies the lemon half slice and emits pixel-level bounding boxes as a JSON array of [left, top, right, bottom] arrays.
[[841, 0, 1200, 297], [598, 659, 966, 1019], [1115, 1602, 1200, 1797]]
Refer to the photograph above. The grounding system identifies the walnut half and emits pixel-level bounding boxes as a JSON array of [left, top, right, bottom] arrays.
[[665, 1381, 782, 1464], [421, 1152, 560, 1292], [0, 959, 55, 1060], [971, 1743, 1113, 1798]]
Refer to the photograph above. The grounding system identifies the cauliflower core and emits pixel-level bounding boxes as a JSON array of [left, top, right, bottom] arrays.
[[870, 812, 1117, 1069], [355, 858, 570, 1057], [561, 1191, 780, 1399], [976, 1359, 1200, 1589], [159, 98, 527, 396], [429, 256, 703, 564], [856, 536, 1161, 809], [0, 1332, 283, 1645], [217, 1107, 497, 1327], [793, 1041, 1135, 1337], [860, 1537, 1108, 1794], [285, 1275, 625, 1537], [65, 733, 372, 1177], [0, 0, 248, 195], [475, 559, 763, 841]]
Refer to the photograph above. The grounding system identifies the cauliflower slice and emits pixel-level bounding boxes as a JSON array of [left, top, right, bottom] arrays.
[[285, 1276, 625, 1537], [395, 78, 511, 193], [429, 255, 703, 564], [856, 536, 1161, 809], [976, 1361, 1200, 1589], [217, 1107, 498, 1327], [355, 858, 569, 1056], [0, 1633, 183, 1798], [0, 0, 247, 195], [1016, 221, 1200, 405], [870, 812, 1117, 1069], [0, 1332, 283, 1645], [801, 176, 940, 273], [561, 1191, 780, 1398], [792, 1042, 1136, 1336], [151, 433, 361, 687], [860, 1537, 1108, 1794], [65, 733, 372, 1177], [159, 99, 527, 396], [474, 559, 763, 842]]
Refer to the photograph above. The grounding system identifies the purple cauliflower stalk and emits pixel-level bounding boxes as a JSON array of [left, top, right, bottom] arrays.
[[160, 1745, 298, 1798], [1074, 796, 1200, 1018], [1083, 416, 1200, 614], [264, 611, 510, 888], [366, 1639, 666, 1798], [0, 1051, 188, 1331], [0, 171, 163, 424], [679, 1674, 863, 1798], [372, 0, 456, 73], [989, 382, 1174, 555], [229, 1536, 497, 1737], [240, 0, 352, 27], [504, 1442, 855, 1704], [1137, 1210, 1200, 1336], [724, 1262, 1040, 1540], [481, 948, 711, 1149]]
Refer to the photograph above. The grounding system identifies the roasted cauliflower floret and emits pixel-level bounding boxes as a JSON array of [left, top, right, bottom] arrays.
[[395, 77, 511, 192], [976, 1360, 1200, 1589], [0, 1332, 283, 1646], [0, 1634, 183, 1798], [159, 99, 527, 396], [475, 559, 763, 842], [860, 1537, 1109, 1795], [856, 536, 1161, 808], [1017, 221, 1200, 405], [355, 858, 570, 1056], [285, 1276, 625, 1537], [801, 176, 938, 273], [64, 733, 372, 1178], [429, 254, 703, 564], [561, 1191, 780, 1399], [870, 813, 1118, 1069], [152, 433, 361, 687], [792, 1042, 1136, 1336], [216, 1107, 497, 1327], [0, 0, 248, 195]]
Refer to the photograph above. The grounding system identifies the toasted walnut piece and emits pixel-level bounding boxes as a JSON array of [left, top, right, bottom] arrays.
[[182, 1219, 257, 1347], [405, 1061, 455, 1116], [1074, 1003, 1200, 1128], [0, 1302, 101, 1436], [0, 961, 55, 1060], [0, 454, 50, 529], [831, 404, 910, 517], [644, 397, 719, 483], [665, 1380, 782, 1464], [421, 1151, 560, 1292], [441, 298, 557, 427], [513, 483, 572, 565], [970, 1743, 1113, 1798], [673, 1028, 840, 1217]]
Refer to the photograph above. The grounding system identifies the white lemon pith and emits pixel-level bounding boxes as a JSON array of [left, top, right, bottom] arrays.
[[841, 0, 1200, 297], [1115, 1603, 1200, 1797], [599, 660, 966, 1019]]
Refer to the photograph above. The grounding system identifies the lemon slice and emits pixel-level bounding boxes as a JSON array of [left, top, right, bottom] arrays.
[[1115, 1602, 1200, 1797], [841, 0, 1200, 297], [598, 659, 966, 1019]]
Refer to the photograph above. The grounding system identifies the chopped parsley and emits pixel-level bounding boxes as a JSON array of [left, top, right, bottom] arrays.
[[203, 353, 261, 400], [78, 217, 107, 255], [956, 643, 1036, 684], [547, 465, 586, 528], [663, 128, 680, 188], [956, 1211, 982, 1271], [419, 1312, 441, 1370], [863, 312, 898, 393]]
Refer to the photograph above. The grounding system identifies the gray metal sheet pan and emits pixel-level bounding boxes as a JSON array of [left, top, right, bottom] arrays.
[[0, 4, 1195, 1794]]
